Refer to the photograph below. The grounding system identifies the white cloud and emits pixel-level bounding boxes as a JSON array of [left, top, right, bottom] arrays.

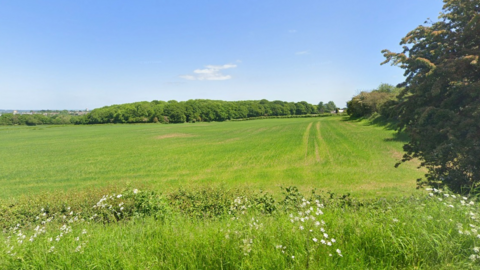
[[295, 51, 309, 55], [180, 64, 237, 81]]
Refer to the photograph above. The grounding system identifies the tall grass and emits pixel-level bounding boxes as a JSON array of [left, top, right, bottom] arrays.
[[1, 186, 479, 269]]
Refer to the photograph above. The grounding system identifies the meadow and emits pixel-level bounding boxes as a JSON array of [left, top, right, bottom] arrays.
[[1, 117, 479, 269], [0, 116, 422, 199]]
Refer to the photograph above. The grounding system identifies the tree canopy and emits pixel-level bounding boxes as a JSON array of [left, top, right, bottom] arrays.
[[382, 0, 480, 193], [75, 99, 330, 125]]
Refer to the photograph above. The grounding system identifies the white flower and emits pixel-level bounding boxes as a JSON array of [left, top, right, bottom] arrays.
[[299, 226, 304, 230], [117, 194, 122, 198], [393, 218, 399, 222], [429, 193, 434, 197], [327, 241, 332, 246], [447, 205, 454, 208], [331, 238, 336, 243], [336, 249, 343, 256], [474, 247, 480, 253], [451, 195, 456, 198], [133, 189, 138, 194], [314, 221, 321, 227], [469, 201, 475, 205], [320, 228, 325, 232], [312, 238, 318, 242], [444, 194, 449, 197], [323, 233, 329, 238], [321, 239, 326, 244], [291, 256, 295, 259]]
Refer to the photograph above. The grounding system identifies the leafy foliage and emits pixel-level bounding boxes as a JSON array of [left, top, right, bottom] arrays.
[[382, 0, 480, 193], [78, 99, 336, 124], [346, 83, 402, 118]]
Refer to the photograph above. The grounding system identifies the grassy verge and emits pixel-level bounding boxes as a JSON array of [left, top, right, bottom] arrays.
[[1, 186, 479, 269]]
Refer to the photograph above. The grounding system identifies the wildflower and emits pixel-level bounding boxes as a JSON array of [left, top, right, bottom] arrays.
[[438, 198, 443, 201], [48, 246, 55, 253], [327, 241, 332, 246], [133, 189, 138, 194], [74, 245, 82, 252], [312, 238, 318, 242], [291, 256, 295, 259], [331, 238, 336, 243], [75, 237, 80, 241], [329, 253, 332, 256], [463, 197, 468, 200], [48, 237, 53, 242], [474, 247, 480, 253], [336, 249, 343, 257], [320, 228, 325, 232], [82, 229, 87, 234], [429, 193, 434, 197], [469, 201, 475, 206], [299, 226, 304, 230], [320, 239, 326, 244], [323, 233, 329, 238], [470, 254, 477, 261], [447, 204, 454, 208], [117, 194, 122, 198], [451, 195, 456, 199], [120, 207, 124, 211], [444, 194, 449, 197], [392, 218, 399, 223], [314, 221, 321, 227]]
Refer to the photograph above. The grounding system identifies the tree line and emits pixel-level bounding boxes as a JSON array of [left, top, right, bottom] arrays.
[[0, 112, 84, 126], [0, 99, 338, 125], [75, 99, 337, 124]]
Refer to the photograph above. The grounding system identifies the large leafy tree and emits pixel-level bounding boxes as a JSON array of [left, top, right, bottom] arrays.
[[382, 0, 480, 193]]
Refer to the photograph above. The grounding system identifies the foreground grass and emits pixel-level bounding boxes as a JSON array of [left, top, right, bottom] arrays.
[[0, 117, 423, 199], [1, 186, 479, 269]]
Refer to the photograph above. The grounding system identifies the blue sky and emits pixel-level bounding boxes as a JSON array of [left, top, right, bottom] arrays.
[[0, 0, 444, 110]]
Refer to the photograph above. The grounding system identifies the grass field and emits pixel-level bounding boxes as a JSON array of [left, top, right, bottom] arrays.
[[2, 117, 480, 269], [0, 116, 423, 199]]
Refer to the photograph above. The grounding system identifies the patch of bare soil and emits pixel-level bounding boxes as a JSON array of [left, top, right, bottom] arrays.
[[156, 133, 195, 139]]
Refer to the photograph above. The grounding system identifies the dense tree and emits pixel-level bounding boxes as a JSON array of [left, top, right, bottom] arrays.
[[325, 101, 337, 112], [346, 84, 401, 118], [382, 0, 480, 193]]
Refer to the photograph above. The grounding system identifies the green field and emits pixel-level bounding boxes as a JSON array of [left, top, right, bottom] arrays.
[[0, 117, 423, 199], [3, 117, 480, 269]]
